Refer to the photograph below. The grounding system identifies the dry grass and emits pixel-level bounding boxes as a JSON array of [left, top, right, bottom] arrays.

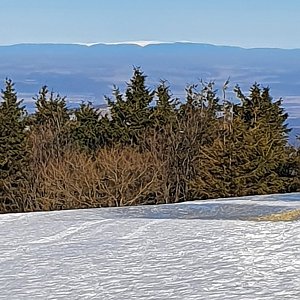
[[251, 209, 300, 222]]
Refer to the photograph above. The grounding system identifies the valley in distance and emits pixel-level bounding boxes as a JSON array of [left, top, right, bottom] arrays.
[[1, 41, 300, 142]]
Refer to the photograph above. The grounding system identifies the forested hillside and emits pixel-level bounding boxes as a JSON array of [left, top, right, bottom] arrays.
[[1, 68, 300, 213]]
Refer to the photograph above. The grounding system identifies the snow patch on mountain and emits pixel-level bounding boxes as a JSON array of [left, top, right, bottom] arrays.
[[75, 40, 176, 47]]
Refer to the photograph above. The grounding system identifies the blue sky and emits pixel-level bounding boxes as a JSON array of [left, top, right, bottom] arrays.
[[0, 0, 299, 48]]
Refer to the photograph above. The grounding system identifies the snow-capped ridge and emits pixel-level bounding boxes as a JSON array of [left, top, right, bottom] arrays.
[[74, 40, 177, 47]]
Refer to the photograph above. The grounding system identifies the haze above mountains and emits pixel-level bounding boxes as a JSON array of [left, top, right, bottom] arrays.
[[1, 41, 300, 141]]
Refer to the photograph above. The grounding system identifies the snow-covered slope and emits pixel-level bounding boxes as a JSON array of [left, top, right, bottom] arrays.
[[1, 193, 300, 299]]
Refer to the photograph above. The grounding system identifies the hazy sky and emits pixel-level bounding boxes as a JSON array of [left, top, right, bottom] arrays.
[[0, 0, 299, 48]]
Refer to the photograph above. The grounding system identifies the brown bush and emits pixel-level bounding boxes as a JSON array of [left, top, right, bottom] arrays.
[[94, 147, 163, 206], [25, 136, 165, 210]]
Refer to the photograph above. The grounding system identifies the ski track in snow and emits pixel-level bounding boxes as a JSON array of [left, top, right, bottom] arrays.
[[1, 194, 300, 299]]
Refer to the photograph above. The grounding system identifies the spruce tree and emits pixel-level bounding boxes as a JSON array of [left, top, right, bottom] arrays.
[[235, 84, 289, 189], [192, 83, 290, 198], [71, 102, 109, 151], [0, 79, 29, 211], [179, 81, 221, 147], [235, 83, 289, 135], [33, 86, 70, 128], [106, 67, 154, 145], [190, 107, 251, 198], [160, 82, 221, 202], [30, 86, 71, 158], [152, 80, 178, 129]]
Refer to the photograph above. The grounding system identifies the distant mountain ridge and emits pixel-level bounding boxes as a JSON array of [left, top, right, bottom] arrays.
[[1, 41, 300, 141], [1, 42, 300, 97]]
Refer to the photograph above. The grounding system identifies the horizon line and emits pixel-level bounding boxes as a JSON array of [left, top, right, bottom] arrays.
[[0, 40, 299, 50]]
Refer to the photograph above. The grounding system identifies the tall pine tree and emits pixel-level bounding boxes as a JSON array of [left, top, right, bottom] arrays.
[[106, 67, 154, 145], [191, 83, 290, 198], [30, 86, 71, 159], [233, 84, 290, 194], [0, 79, 29, 211], [33, 86, 70, 128], [152, 80, 178, 129]]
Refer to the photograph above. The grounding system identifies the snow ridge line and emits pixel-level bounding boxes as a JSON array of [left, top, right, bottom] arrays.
[[30, 219, 110, 244]]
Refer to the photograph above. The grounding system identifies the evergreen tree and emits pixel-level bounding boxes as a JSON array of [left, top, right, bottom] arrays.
[[0, 79, 29, 211], [179, 81, 220, 146], [233, 83, 290, 194], [235, 83, 289, 135], [33, 86, 70, 128], [152, 81, 178, 128], [106, 67, 154, 145], [192, 84, 290, 198], [30, 86, 71, 158], [159, 82, 221, 202], [180, 81, 220, 115], [235, 84, 290, 190], [71, 102, 109, 151], [190, 108, 252, 198]]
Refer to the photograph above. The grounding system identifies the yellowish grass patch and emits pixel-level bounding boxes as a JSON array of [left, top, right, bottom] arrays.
[[251, 209, 300, 222]]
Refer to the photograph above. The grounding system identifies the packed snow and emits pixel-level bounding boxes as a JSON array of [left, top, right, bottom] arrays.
[[1, 193, 300, 299]]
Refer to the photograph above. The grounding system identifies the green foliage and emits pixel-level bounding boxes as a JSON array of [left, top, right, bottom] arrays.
[[29, 86, 71, 159], [235, 84, 290, 188], [179, 81, 221, 145], [156, 82, 221, 202], [181, 81, 220, 114], [152, 81, 178, 128], [0, 70, 299, 213], [191, 83, 291, 198], [32, 86, 70, 128], [0, 79, 29, 211], [235, 83, 289, 134], [70, 102, 109, 151], [107, 67, 154, 145]]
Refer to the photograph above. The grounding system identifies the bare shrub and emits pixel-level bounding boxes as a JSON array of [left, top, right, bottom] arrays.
[[26, 130, 164, 210], [94, 147, 162, 206]]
